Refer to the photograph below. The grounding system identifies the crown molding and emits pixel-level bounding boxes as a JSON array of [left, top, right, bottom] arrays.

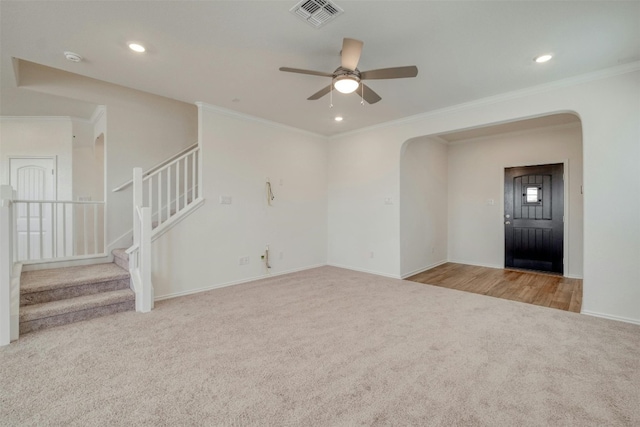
[[195, 102, 326, 139], [330, 61, 640, 140], [0, 116, 72, 122], [90, 105, 106, 124], [446, 121, 582, 146]]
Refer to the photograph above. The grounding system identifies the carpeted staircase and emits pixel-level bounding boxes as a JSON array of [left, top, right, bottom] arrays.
[[19, 249, 134, 334]]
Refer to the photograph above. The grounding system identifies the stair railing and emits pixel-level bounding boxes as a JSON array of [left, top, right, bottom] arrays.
[[1, 186, 18, 346], [112, 142, 198, 193], [142, 145, 201, 234], [10, 199, 105, 263], [128, 167, 153, 312], [127, 143, 202, 312]]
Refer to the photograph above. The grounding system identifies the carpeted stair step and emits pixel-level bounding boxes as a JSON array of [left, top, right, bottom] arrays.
[[21, 263, 130, 306], [112, 248, 130, 271], [19, 289, 135, 334]]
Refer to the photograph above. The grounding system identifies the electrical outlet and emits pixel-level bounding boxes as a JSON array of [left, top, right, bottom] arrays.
[[239, 256, 249, 265], [219, 196, 232, 205]]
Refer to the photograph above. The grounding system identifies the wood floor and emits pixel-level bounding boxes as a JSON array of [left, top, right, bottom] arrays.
[[406, 263, 582, 313]]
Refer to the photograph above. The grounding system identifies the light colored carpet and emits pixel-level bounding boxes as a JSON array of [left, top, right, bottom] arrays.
[[1, 266, 639, 426]]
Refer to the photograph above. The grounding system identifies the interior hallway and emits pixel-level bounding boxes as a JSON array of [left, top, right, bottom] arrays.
[[407, 263, 582, 313]]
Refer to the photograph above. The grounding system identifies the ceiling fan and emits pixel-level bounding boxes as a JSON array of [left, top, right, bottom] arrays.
[[279, 38, 418, 104]]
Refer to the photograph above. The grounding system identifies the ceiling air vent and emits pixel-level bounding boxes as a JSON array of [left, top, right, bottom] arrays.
[[290, 0, 344, 28]]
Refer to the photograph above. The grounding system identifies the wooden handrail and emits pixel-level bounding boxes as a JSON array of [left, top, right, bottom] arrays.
[[111, 142, 198, 193]]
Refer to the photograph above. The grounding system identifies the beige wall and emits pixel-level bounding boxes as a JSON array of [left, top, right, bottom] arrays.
[[400, 136, 449, 277], [447, 122, 583, 277], [151, 104, 328, 299], [0, 117, 73, 201], [328, 70, 639, 324], [16, 60, 198, 247]]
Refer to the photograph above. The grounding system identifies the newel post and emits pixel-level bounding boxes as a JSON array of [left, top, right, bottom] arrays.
[[0, 185, 16, 346], [140, 206, 153, 312], [132, 168, 143, 249]]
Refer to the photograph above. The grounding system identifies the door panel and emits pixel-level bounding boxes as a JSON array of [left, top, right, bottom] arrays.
[[505, 164, 563, 274], [9, 158, 56, 260]]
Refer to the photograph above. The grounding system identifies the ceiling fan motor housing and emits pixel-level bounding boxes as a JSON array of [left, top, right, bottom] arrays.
[[333, 66, 360, 79]]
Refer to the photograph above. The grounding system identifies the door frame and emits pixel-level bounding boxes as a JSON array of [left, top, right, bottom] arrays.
[[500, 159, 571, 277]]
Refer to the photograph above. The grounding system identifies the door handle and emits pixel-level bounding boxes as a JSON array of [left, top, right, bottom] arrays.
[[505, 221, 511, 225]]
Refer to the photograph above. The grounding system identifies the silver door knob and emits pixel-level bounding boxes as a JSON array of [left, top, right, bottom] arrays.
[[505, 221, 511, 225]]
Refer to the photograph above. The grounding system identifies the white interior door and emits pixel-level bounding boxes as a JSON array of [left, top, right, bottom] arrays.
[[10, 157, 56, 260]]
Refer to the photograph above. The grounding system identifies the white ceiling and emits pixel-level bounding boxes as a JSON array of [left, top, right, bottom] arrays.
[[1, 1, 639, 136]]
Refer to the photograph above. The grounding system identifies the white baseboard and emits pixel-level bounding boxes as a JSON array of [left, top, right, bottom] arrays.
[[106, 229, 133, 254], [325, 263, 402, 279], [581, 310, 640, 326], [401, 260, 448, 279], [565, 274, 584, 279], [154, 263, 327, 302], [447, 259, 504, 270], [21, 254, 111, 271]]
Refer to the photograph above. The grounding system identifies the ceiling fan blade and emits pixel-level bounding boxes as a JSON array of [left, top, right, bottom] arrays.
[[279, 67, 333, 78], [360, 66, 418, 80], [307, 85, 333, 100], [341, 38, 363, 71], [357, 83, 382, 104]]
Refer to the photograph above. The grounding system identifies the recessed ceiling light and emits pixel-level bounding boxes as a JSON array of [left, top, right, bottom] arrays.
[[534, 54, 553, 63], [334, 116, 343, 122], [128, 43, 146, 53]]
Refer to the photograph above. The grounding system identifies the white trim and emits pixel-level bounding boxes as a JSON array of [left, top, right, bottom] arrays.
[[581, 310, 640, 326], [154, 263, 327, 301], [195, 102, 325, 139], [20, 252, 109, 268], [0, 116, 72, 122], [326, 263, 402, 279], [446, 121, 581, 146], [10, 263, 21, 342], [446, 259, 504, 270], [90, 105, 106, 125], [151, 198, 205, 242], [331, 61, 640, 139], [106, 229, 133, 254], [401, 260, 448, 279]]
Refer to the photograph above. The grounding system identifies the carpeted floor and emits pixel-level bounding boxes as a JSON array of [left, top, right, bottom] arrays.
[[1, 266, 639, 426]]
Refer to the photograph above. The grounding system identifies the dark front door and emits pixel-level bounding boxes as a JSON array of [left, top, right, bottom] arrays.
[[504, 163, 563, 274]]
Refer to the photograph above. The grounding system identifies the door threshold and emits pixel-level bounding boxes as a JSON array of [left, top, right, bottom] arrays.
[[504, 267, 563, 277]]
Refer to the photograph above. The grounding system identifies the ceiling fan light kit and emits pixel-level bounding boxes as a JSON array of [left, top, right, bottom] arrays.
[[280, 37, 418, 105], [333, 74, 360, 94]]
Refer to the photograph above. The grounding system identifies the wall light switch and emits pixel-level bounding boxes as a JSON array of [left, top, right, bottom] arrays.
[[384, 197, 393, 205], [486, 199, 495, 206], [219, 196, 232, 205]]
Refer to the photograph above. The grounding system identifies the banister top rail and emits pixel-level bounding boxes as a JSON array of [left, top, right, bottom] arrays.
[[13, 200, 105, 205], [144, 146, 199, 181], [112, 142, 198, 193]]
